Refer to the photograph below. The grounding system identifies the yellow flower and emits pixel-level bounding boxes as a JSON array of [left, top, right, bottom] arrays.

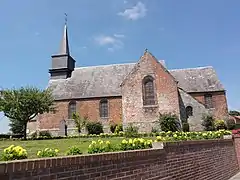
[[106, 141, 110, 145], [122, 139, 128, 144], [91, 141, 96, 144], [173, 134, 178, 138], [129, 139, 133, 144], [19, 150, 23, 156], [37, 151, 41, 156], [55, 149, 59, 153]]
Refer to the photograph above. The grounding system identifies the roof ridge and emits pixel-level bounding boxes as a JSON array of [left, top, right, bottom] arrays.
[[74, 62, 135, 69], [170, 66, 213, 71], [74, 62, 212, 71]]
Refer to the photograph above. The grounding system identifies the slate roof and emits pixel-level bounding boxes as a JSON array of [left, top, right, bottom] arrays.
[[48, 63, 225, 100]]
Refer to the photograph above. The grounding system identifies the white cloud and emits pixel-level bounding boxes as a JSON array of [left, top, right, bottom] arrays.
[[94, 34, 124, 52], [118, 2, 147, 20], [114, 34, 125, 38], [124, 0, 128, 4], [95, 35, 117, 46]]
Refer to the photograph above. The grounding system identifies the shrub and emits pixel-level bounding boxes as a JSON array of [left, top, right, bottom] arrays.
[[182, 122, 190, 132], [0, 134, 11, 139], [154, 130, 231, 142], [158, 113, 180, 132], [66, 146, 82, 156], [226, 118, 236, 130], [115, 124, 123, 134], [201, 114, 215, 131], [37, 148, 59, 158], [120, 138, 152, 151], [39, 130, 52, 137], [151, 127, 159, 133], [88, 140, 116, 154], [86, 122, 104, 135], [30, 130, 52, 139], [124, 123, 139, 138], [2, 145, 27, 161], [110, 123, 117, 133], [214, 120, 227, 130]]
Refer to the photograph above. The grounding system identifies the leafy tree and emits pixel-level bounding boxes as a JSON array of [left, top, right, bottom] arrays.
[[72, 113, 87, 134], [229, 110, 240, 116], [9, 118, 25, 135], [0, 87, 55, 139]]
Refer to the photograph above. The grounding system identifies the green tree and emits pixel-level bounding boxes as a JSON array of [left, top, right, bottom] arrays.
[[229, 110, 240, 116], [9, 118, 25, 135], [72, 113, 87, 134], [0, 87, 55, 139]]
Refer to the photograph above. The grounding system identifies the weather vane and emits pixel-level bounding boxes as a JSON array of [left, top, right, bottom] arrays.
[[64, 13, 68, 25]]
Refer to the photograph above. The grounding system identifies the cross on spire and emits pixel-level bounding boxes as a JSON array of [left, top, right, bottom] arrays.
[[64, 13, 67, 25]]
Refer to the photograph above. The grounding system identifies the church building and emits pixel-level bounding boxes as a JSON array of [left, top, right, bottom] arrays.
[[31, 23, 229, 135]]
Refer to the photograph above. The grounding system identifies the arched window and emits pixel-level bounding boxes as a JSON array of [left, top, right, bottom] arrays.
[[68, 101, 76, 119], [204, 94, 213, 109], [186, 106, 193, 118], [100, 99, 108, 118], [142, 76, 156, 105]]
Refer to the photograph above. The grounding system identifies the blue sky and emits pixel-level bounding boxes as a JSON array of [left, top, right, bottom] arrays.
[[0, 0, 240, 133]]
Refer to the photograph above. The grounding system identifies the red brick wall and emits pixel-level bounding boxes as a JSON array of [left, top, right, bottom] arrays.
[[39, 97, 122, 130], [234, 135, 240, 168], [190, 91, 228, 119], [0, 139, 238, 180], [122, 52, 179, 132]]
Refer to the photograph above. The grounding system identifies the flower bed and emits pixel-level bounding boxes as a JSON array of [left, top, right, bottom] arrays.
[[0, 130, 232, 161], [0, 129, 232, 141]]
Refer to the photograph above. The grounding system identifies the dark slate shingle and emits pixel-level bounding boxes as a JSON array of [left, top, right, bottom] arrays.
[[48, 63, 224, 100]]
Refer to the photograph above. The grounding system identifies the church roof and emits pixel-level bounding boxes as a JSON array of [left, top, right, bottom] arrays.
[[48, 63, 225, 100]]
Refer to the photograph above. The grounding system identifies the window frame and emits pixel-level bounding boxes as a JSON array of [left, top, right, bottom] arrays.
[[186, 106, 193, 118], [142, 75, 156, 106], [204, 94, 213, 109], [68, 101, 76, 119], [99, 99, 109, 118]]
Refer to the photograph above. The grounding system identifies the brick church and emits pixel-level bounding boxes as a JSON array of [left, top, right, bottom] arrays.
[[28, 23, 229, 135]]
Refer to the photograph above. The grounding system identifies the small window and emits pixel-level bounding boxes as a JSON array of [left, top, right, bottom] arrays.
[[186, 106, 193, 118], [68, 101, 76, 119], [142, 76, 156, 105], [204, 94, 213, 109], [100, 99, 108, 118]]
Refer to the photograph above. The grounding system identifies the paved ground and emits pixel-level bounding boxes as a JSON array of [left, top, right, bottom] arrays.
[[230, 172, 240, 180]]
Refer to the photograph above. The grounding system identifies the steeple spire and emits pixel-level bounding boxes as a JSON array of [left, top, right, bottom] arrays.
[[59, 13, 70, 55], [49, 13, 76, 79]]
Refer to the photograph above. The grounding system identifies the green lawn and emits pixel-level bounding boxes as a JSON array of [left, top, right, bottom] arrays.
[[0, 137, 125, 159]]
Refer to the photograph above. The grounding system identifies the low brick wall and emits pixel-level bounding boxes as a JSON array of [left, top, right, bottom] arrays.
[[0, 139, 238, 180], [234, 135, 240, 168]]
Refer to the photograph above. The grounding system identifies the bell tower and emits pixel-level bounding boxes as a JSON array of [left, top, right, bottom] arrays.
[[49, 14, 75, 79]]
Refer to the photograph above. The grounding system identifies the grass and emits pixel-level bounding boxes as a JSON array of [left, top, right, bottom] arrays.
[[0, 137, 125, 159]]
